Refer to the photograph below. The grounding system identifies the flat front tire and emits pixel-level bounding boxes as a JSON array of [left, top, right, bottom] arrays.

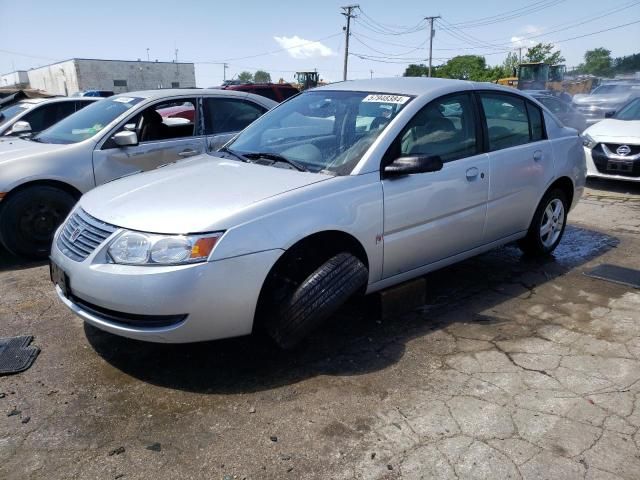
[[267, 252, 368, 349], [0, 186, 76, 259], [518, 188, 568, 256]]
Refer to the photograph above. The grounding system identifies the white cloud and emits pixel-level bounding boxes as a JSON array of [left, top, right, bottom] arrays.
[[511, 25, 542, 48], [273, 35, 336, 59]]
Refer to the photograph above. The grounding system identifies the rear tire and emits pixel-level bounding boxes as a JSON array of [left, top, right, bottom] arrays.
[[0, 186, 76, 259], [267, 252, 368, 349], [518, 188, 568, 256]]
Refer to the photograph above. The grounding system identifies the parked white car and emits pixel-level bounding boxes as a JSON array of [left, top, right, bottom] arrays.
[[0, 89, 275, 258], [0, 97, 97, 136], [50, 78, 586, 348], [582, 97, 640, 182]]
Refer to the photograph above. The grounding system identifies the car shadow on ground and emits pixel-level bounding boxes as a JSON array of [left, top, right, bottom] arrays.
[[86, 224, 620, 394], [586, 177, 640, 195], [0, 246, 46, 273]]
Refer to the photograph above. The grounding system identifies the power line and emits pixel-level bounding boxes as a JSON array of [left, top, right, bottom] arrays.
[[449, 0, 564, 29]]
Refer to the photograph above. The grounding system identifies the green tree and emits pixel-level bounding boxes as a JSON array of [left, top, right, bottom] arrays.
[[524, 43, 565, 65], [612, 53, 640, 75], [502, 51, 520, 77], [403, 64, 429, 77], [435, 55, 499, 81], [237, 71, 253, 83], [580, 48, 613, 77], [253, 70, 272, 83]]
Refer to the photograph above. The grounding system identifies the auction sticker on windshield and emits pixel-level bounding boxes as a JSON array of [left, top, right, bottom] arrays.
[[113, 97, 137, 103], [362, 94, 410, 104]]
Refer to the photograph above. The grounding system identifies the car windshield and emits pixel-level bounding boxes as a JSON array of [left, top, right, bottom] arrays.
[[224, 90, 412, 175], [0, 103, 29, 127], [33, 96, 144, 144], [592, 84, 636, 94], [614, 98, 640, 121]]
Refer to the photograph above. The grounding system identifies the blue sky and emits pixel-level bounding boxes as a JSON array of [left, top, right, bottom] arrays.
[[1, 0, 639, 86]]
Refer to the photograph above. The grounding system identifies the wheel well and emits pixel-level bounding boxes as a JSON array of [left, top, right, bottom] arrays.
[[3, 180, 82, 204], [253, 230, 369, 330], [547, 177, 574, 207]]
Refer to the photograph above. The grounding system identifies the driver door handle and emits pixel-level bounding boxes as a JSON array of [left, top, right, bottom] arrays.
[[178, 149, 199, 158], [533, 150, 543, 162], [466, 167, 479, 181]]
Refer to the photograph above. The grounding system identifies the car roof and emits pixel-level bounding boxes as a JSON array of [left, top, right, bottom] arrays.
[[19, 96, 99, 105], [114, 88, 257, 99], [316, 77, 521, 98]]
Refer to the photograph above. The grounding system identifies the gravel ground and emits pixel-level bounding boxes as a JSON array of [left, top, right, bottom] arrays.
[[0, 178, 639, 480]]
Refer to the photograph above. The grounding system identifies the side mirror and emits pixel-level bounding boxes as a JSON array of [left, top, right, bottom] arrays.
[[112, 130, 138, 147], [9, 121, 32, 135], [384, 155, 444, 177], [123, 123, 137, 132], [604, 111, 616, 118]]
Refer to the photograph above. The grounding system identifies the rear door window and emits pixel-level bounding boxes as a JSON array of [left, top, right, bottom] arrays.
[[479, 93, 532, 151]]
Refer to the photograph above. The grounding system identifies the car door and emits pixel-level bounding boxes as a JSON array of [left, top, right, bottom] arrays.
[[382, 92, 490, 278], [202, 96, 268, 151], [478, 92, 554, 243], [92, 97, 206, 185]]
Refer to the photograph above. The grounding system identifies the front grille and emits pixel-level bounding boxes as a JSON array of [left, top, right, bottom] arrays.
[[57, 209, 117, 261], [591, 145, 640, 178], [603, 144, 640, 157]]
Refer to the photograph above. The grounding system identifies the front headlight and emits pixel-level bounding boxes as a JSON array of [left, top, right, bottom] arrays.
[[582, 133, 597, 149], [108, 231, 224, 265]]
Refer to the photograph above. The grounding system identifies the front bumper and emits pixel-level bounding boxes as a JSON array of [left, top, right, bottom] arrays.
[[51, 232, 283, 343], [584, 146, 640, 183]]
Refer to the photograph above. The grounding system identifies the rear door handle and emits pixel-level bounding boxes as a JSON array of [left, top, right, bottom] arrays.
[[533, 150, 543, 162], [466, 167, 479, 181], [178, 149, 199, 157]]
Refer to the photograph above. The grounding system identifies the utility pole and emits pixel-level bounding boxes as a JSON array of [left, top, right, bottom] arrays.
[[223, 63, 228, 81], [518, 47, 523, 63], [425, 16, 440, 77], [341, 5, 359, 81], [370, 69, 374, 79], [146, 48, 150, 62]]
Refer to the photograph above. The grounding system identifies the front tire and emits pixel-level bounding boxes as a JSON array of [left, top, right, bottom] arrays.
[[0, 186, 76, 259], [518, 188, 568, 256], [267, 252, 368, 349]]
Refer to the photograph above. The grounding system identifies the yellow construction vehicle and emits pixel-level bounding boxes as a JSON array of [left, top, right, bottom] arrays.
[[293, 71, 323, 91], [498, 63, 594, 95]]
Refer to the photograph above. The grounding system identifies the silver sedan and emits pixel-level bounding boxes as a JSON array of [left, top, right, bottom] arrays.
[[0, 89, 276, 258], [50, 78, 586, 348]]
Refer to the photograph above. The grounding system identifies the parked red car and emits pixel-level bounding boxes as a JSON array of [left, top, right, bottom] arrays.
[[221, 83, 299, 103]]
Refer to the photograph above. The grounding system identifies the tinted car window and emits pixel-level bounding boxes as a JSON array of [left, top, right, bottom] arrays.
[[400, 93, 478, 163], [527, 102, 545, 141], [203, 98, 266, 135], [22, 102, 76, 132], [615, 98, 640, 121], [537, 96, 566, 114], [480, 94, 531, 151]]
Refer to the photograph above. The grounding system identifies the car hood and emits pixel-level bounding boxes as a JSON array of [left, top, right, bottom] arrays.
[[0, 137, 69, 165], [80, 154, 334, 233], [584, 119, 640, 142], [572, 93, 632, 106]]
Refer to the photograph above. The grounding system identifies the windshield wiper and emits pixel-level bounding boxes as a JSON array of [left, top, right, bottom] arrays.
[[242, 152, 309, 172], [218, 146, 248, 162]]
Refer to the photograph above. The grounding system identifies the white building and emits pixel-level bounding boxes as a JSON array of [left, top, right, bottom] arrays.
[[1, 71, 29, 89], [3, 58, 196, 95]]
